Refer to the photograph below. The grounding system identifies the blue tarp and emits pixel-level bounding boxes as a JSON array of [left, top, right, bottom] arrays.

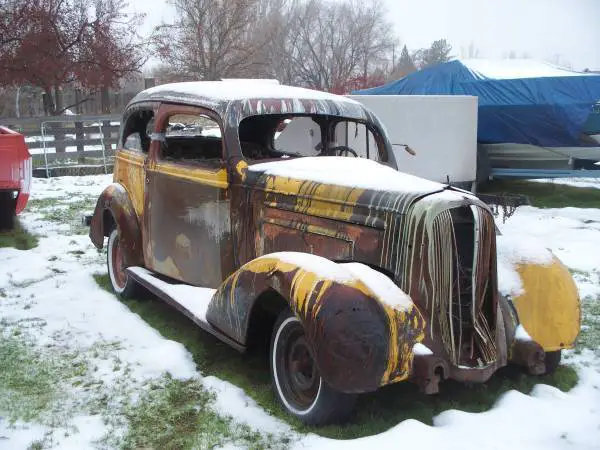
[[354, 60, 600, 147]]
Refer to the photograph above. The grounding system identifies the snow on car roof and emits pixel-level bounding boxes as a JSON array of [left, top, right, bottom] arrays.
[[136, 81, 360, 104]]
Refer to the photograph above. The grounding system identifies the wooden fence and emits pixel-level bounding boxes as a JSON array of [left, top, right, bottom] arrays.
[[0, 114, 121, 176]]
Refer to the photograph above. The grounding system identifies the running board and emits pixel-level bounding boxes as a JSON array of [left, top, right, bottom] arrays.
[[126, 267, 245, 352]]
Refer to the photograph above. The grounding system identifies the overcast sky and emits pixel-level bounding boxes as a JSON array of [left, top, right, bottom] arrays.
[[128, 0, 600, 71]]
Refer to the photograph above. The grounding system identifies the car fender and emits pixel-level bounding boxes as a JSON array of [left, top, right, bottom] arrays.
[[206, 252, 425, 393], [509, 254, 580, 352], [89, 183, 143, 267]]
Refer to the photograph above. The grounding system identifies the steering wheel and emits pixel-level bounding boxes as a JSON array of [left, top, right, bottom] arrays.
[[325, 145, 358, 157]]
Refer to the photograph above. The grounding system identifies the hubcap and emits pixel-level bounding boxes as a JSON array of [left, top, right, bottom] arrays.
[[279, 326, 320, 409]]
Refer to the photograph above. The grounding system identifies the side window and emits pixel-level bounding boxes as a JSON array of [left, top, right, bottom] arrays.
[[121, 109, 154, 154], [333, 121, 381, 161], [160, 113, 223, 164]]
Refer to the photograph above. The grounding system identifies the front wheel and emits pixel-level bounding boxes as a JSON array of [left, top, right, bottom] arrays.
[[269, 309, 356, 425], [107, 228, 139, 298], [544, 350, 562, 375]]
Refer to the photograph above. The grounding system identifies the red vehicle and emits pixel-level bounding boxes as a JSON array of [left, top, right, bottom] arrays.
[[0, 126, 31, 230]]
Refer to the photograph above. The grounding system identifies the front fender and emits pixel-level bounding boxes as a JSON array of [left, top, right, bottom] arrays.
[[510, 255, 581, 352], [206, 252, 425, 393], [89, 183, 143, 267]]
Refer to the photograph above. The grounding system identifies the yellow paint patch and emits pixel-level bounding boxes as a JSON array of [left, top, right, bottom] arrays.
[[175, 234, 191, 256], [154, 162, 228, 189], [261, 176, 364, 222], [236, 160, 249, 178], [114, 150, 145, 217], [221, 255, 424, 385], [151, 256, 183, 281], [512, 256, 580, 351]]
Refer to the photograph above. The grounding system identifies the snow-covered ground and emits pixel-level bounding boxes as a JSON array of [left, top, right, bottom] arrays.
[[531, 177, 600, 190], [0, 175, 599, 449]]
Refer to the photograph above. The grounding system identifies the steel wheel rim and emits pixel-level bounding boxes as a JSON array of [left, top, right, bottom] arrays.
[[278, 324, 320, 410], [111, 233, 127, 289]]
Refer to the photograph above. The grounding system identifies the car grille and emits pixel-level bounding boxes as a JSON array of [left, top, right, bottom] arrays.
[[384, 195, 498, 367]]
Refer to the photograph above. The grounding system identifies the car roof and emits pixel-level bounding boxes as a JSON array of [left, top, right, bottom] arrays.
[[128, 81, 367, 118], [138, 81, 359, 103]]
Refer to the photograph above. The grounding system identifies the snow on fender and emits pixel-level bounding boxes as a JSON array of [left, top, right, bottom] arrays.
[[205, 252, 426, 394], [497, 235, 580, 352]]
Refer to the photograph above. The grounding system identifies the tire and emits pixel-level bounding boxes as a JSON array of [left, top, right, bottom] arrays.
[[107, 229, 139, 298], [0, 191, 15, 231], [544, 350, 562, 375], [269, 309, 357, 425]]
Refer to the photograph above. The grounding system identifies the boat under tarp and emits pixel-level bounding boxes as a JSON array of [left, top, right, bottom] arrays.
[[354, 60, 600, 169]]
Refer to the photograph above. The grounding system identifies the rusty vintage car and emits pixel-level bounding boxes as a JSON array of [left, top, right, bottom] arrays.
[[89, 81, 580, 425]]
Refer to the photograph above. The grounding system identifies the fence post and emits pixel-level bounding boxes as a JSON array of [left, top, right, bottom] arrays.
[[75, 120, 84, 162], [54, 121, 66, 154], [101, 120, 112, 174]]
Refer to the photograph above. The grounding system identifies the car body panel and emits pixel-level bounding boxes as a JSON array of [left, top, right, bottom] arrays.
[[512, 256, 581, 351], [205, 253, 425, 392]]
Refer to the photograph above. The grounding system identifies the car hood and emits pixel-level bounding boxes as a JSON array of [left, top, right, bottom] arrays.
[[244, 156, 475, 227]]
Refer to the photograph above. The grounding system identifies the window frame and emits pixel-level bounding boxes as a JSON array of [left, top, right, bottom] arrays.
[[120, 105, 156, 154], [152, 104, 227, 168]]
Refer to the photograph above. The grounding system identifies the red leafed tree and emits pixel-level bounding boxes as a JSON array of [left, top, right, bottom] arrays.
[[0, 0, 146, 115]]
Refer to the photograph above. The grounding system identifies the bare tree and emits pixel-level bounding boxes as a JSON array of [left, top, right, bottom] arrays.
[[282, 0, 396, 92], [154, 0, 286, 80], [154, 0, 397, 92]]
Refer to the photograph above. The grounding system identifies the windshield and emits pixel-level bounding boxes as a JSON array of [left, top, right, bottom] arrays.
[[238, 114, 386, 162]]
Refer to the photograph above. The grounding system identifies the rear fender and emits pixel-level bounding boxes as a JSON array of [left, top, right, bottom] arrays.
[[206, 252, 425, 393], [89, 183, 143, 267]]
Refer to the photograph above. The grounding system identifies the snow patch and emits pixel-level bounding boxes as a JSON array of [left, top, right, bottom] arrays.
[[413, 343, 434, 356], [342, 262, 413, 310], [257, 252, 354, 283], [496, 234, 555, 298], [248, 156, 444, 194], [496, 234, 554, 266], [142, 81, 360, 104], [202, 376, 293, 435], [127, 267, 215, 323], [461, 58, 589, 79], [515, 325, 533, 342], [531, 177, 600, 190]]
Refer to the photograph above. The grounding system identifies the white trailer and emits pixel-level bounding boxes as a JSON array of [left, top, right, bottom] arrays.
[[347, 95, 479, 187]]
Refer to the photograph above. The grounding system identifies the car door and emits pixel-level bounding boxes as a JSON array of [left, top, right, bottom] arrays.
[[114, 106, 155, 222], [144, 104, 233, 288]]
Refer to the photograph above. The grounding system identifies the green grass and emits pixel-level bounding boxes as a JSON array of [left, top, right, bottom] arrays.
[[479, 179, 600, 209], [26, 197, 65, 210], [121, 375, 285, 450], [577, 296, 600, 351], [93, 273, 579, 440], [0, 333, 87, 424], [0, 219, 39, 250], [39, 198, 96, 235]]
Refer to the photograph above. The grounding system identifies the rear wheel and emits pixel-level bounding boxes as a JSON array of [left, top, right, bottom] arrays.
[[107, 229, 139, 298], [269, 309, 356, 425]]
